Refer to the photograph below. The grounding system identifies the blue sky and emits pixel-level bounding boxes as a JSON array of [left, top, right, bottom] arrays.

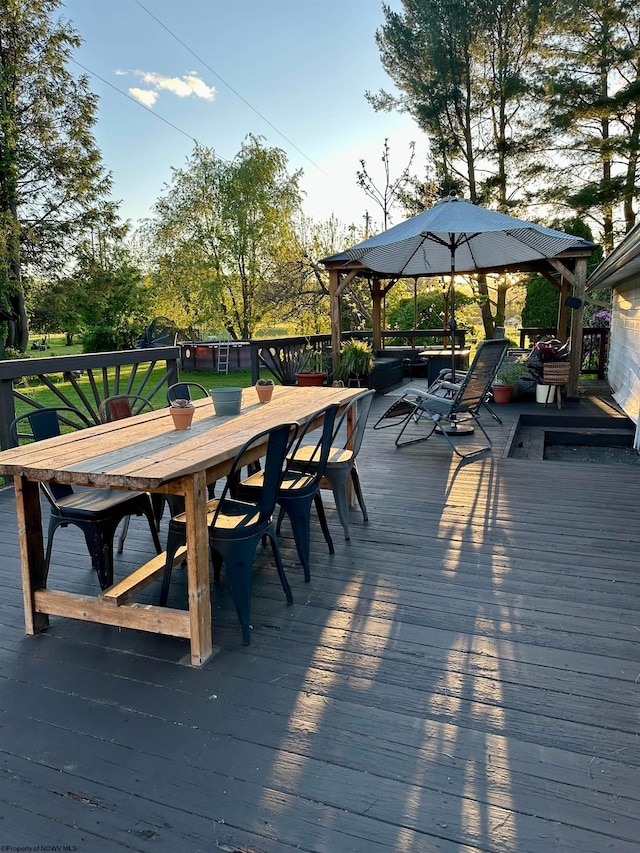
[[62, 0, 427, 233]]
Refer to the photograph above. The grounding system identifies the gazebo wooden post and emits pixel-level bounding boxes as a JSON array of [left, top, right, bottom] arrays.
[[372, 277, 382, 351], [329, 269, 342, 376], [568, 257, 587, 397]]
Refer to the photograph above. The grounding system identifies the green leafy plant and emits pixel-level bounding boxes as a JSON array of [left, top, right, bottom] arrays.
[[337, 339, 375, 380], [493, 359, 529, 386], [299, 349, 326, 373]]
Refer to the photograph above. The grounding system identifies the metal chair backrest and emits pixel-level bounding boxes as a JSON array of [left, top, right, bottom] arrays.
[[99, 394, 154, 423], [214, 422, 295, 526], [10, 407, 93, 501], [286, 404, 339, 484], [330, 390, 375, 458], [448, 339, 509, 416], [166, 382, 209, 404]]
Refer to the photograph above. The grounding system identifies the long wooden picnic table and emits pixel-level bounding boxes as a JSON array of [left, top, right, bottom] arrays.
[[0, 385, 364, 666]]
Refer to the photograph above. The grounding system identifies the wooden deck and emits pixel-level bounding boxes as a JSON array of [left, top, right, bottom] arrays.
[[0, 382, 638, 852]]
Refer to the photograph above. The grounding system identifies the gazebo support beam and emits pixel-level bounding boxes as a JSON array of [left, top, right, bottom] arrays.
[[567, 258, 587, 397], [330, 269, 342, 376], [372, 278, 382, 351]]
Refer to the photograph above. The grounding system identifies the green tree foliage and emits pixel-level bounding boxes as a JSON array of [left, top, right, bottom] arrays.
[[537, 0, 640, 248], [368, 0, 546, 339], [27, 277, 82, 342], [0, 0, 119, 351], [143, 137, 301, 340], [386, 288, 475, 334], [521, 276, 559, 328], [369, 0, 544, 208], [521, 216, 602, 331], [74, 239, 150, 352]]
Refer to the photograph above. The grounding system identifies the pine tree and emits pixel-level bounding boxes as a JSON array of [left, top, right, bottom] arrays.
[[0, 0, 117, 350]]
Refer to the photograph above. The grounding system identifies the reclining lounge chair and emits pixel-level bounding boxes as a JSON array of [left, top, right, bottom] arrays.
[[373, 339, 509, 459]]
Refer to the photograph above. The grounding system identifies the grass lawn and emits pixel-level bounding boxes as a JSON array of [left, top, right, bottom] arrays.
[[26, 334, 83, 358]]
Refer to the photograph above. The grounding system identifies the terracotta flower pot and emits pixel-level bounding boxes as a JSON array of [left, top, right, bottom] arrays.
[[255, 383, 274, 402], [295, 371, 327, 387], [491, 384, 513, 404], [170, 406, 194, 429]]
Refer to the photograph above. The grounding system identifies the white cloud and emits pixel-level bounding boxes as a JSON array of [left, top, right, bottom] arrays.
[[136, 70, 215, 101], [129, 87, 158, 107]]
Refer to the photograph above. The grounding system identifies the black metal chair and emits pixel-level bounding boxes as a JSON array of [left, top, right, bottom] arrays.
[[287, 390, 375, 540], [236, 404, 339, 582], [159, 422, 296, 645], [10, 407, 162, 591], [373, 339, 509, 458], [166, 382, 209, 404]]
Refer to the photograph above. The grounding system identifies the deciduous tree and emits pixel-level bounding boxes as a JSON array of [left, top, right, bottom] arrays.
[[144, 137, 301, 340]]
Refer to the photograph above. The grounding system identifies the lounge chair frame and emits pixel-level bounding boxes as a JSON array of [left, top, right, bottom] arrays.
[[374, 339, 509, 459]]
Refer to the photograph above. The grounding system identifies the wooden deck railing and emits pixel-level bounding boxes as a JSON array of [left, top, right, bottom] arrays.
[[248, 329, 467, 385], [0, 347, 180, 450], [518, 327, 609, 379]]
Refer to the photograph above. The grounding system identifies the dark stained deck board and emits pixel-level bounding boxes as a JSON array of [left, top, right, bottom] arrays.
[[0, 384, 638, 852], [3, 653, 640, 851]]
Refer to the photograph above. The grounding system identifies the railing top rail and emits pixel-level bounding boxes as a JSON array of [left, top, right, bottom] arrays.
[[249, 335, 332, 349], [0, 346, 180, 380]]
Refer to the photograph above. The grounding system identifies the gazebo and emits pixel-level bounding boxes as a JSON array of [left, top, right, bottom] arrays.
[[322, 197, 597, 398]]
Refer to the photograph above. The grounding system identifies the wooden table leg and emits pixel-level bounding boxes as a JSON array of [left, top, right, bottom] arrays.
[[183, 471, 213, 666], [15, 476, 49, 634]]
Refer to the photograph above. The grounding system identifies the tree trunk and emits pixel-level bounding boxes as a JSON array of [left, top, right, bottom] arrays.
[[10, 288, 28, 351], [623, 108, 639, 233], [477, 274, 494, 339]]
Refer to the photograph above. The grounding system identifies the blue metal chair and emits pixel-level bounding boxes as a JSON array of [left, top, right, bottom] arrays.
[[10, 407, 162, 591], [236, 404, 339, 582], [159, 422, 296, 645]]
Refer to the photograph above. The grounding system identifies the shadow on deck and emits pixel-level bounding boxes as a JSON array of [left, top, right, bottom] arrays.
[[0, 380, 638, 852]]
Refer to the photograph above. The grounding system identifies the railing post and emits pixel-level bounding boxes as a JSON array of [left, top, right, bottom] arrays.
[[249, 341, 260, 385], [0, 376, 17, 450], [598, 329, 608, 380], [166, 355, 180, 387]]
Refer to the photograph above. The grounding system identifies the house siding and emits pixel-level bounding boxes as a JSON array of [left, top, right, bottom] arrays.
[[608, 280, 640, 449]]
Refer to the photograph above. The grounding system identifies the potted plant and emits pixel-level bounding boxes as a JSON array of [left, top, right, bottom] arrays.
[[255, 377, 275, 402], [337, 339, 375, 387], [295, 349, 327, 387], [169, 397, 195, 429], [491, 360, 528, 403]]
